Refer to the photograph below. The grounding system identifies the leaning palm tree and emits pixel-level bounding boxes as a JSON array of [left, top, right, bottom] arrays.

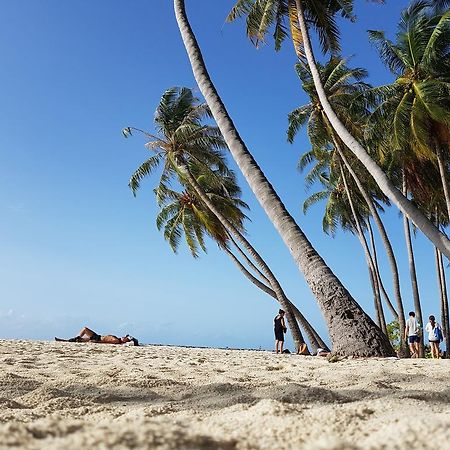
[[227, 0, 450, 257], [125, 86, 309, 351], [173, 0, 394, 356], [368, 1, 450, 220], [154, 175, 326, 353], [301, 150, 388, 334], [287, 58, 407, 350]]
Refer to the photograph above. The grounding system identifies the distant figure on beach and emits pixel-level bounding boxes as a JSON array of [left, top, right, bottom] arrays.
[[316, 348, 330, 357], [425, 315, 443, 359], [404, 311, 421, 358], [55, 326, 139, 346], [274, 309, 287, 354]]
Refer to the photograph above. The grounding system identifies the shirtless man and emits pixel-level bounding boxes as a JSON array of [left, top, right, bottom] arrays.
[[55, 326, 138, 345]]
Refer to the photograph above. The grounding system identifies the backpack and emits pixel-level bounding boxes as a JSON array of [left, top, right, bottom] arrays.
[[433, 326, 443, 342]]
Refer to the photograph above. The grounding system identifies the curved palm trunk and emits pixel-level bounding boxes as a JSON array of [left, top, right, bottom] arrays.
[[339, 163, 387, 335], [227, 233, 271, 285], [337, 147, 400, 319], [223, 245, 327, 353], [402, 176, 424, 357], [294, 0, 450, 259], [366, 220, 388, 335], [368, 259, 384, 330], [436, 145, 450, 223], [176, 161, 305, 351], [437, 249, 450, 358], [366, 218, 398, 321], [174, 0, 394, 357]]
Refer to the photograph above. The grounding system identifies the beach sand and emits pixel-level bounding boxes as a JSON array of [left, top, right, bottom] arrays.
[[0, 340, 449, 449]]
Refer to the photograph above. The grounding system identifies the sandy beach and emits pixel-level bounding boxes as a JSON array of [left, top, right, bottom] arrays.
[[0, 340, 449, 449]]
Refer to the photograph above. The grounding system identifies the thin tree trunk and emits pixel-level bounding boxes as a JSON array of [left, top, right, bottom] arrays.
[[366, 218, 396, 320], [366, 219, 388, 335], [402, 175, 424, 357], [294, 0, 450, 259], [174, 0, 394, 357], [226, 232, 270, 285], [436, 145, 450, 223], [339, 162, 387, 335], [368, 260, 384, 331], [437, 250, 450, 358], [223, 245, 327, 353], [337, 147, 400, 319]]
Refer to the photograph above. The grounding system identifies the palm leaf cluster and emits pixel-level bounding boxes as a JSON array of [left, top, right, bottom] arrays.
[[124, 87, 248, 257]]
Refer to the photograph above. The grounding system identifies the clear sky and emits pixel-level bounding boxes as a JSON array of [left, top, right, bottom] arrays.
[[0, 0, 442, 350]]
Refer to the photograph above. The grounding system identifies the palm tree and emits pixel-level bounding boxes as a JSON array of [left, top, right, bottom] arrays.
[[301, 151, 387, 334], [369, 1, 450, 217], [125, 86, 311, 351], [174, 0, 394, 356], [288, 58, 406, 343], [154, 177, 329, 353], [227, 0, 450, 258]]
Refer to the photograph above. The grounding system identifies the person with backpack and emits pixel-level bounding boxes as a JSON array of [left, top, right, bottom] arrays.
[[425, 315, 443, 359]]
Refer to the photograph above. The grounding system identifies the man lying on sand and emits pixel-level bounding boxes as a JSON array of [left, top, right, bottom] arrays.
[[55, 326, 139, 346]]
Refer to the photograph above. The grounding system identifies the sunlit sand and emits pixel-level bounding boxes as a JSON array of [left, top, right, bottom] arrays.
[[1, 340, 449, 449]]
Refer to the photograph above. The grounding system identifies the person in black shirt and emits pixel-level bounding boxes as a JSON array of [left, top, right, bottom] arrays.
[[274, 309, 287, 353]]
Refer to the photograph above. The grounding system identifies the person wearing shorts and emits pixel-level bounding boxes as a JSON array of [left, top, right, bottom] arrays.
[[274, 309, 287, 354], [404, 311, 420, 358], [425, 315, 442, 359], [55, 326, 138, 345]]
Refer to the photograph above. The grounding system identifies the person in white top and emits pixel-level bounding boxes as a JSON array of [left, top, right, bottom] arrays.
[[425, 315, 443, 359], [404, 311, 421, 358]]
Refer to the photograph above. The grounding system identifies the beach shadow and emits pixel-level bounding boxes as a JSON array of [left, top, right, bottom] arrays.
[[176, 382, 257, 410]]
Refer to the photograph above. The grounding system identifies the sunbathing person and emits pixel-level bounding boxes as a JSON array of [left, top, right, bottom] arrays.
[[55, 326, 139, 346]]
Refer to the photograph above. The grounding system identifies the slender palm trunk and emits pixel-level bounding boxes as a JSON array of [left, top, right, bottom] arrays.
[[402, 175, 424, 357], [366, 218, 396, 321], [336, 145, 399, 319], [226, 239, 329, 351], [437, 249, 450, 358], [436, 145, 450, 223], [294, 0, 450, 259], [366, 220, 388, 335], [174, 0, 394, 357], [223, 245, 328, 353], [339, 163, 387, 335], [227, 233, 270, 285], [368, 260, 385, 331]]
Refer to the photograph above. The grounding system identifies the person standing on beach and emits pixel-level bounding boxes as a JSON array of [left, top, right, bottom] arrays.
[[404, 311, 421, 358], [274, 309, 287, 354], [425, 315, 443, 359]]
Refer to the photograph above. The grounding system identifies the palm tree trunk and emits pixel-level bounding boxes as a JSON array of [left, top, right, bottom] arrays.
[[437, 249, 450, 358], [402, 175, 424, 357], [174, 0, 394, 357], [223, 245, 328, 353], [226, 232, 271, 285], [294, 0, 450, 259], [339, 162, 387, 335], [368, 260, 385, 331], [436, 145, 450, 223], [366, 218, 397, 322], [336, 145, 400, 319], [226, 233, 328, 351], [366, 219, 388, 335]]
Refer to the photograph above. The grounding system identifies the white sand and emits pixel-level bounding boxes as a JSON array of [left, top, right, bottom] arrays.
[[0, 340, 449, 450]]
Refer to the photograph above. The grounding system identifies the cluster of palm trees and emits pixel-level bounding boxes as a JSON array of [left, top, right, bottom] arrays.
[[125, 0, 449, 357]]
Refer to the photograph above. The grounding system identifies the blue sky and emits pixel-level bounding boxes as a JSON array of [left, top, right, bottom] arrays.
[[0, 0, 442, 350]]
